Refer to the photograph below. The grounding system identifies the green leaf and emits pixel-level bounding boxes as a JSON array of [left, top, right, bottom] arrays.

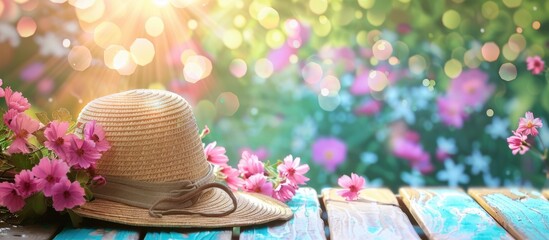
[[27, 193, 47, 215], [52, 108, 72, 122], [35, 112, 51, 125], [75, 170, 90, 185], [67, 209, 83, 227], [84, 187, 93, 201], [9, 154, 34, 171]]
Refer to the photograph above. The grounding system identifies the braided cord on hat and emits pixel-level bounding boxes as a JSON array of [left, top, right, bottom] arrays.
[[92, 164, 238, 218], [148, 182, 237, 218]]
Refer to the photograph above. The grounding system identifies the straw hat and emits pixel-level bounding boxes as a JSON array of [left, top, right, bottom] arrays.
[[72, 89, 292, 227]]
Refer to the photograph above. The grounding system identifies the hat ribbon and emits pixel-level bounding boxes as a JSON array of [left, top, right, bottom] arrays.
[[92, 165, 238, 218]]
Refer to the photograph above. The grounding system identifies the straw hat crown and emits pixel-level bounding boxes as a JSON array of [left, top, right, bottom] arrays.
[[77, 89, 209, 182]]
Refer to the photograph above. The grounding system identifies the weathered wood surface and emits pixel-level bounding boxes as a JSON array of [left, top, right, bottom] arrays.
[[240, 187, 325, 240], [144, 229, 232, 240], [400, 188, 513, 240], [323, 188, 419, 240], [543, 189, 549, 199], [0, 221, 58, 240], [468, 188, 549, 240], [53, 227, 140, 240]]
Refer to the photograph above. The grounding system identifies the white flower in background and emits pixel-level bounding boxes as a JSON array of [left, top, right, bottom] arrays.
[[410, 86, 435, 110], [436, 159, 470, 187], [366, 177, 383, 187], [465, 147, 491, 175], [485, 116, 509, 139], [482, 171, 501, 187], [401, 170, 425, 187], [360, 152, 378, 165], [0, 23, 20, 47], [293, 117, 317, 141], [35, 32, 68, 57], [437, 137, 457, 154]]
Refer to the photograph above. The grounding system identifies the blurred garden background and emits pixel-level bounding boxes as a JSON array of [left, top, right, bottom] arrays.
[[1, 0, 548, 191]]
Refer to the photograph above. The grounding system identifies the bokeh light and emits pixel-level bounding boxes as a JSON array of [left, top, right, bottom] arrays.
[[229, 58, 247, 78], [309, 0, 328, 15], [223, 29, 243, 49], [442, 10, 461, 29], [499, 63, 517, 81], [302, 62, 323, 85], [93, 22, 121, 48], [409, 55, 427, 75], [258, 7, 279, 29], [372, 40, 393, 61], [145, 17, 164, 37], [254, 58, 274, 78], [481, 42, 500, 62], [183, 55, 212, 83], [444, 59, 462, 78], [367, 70, 389, 92], [68, 46, 92, 71], [130, 38, 155, 66], [216, 92, 240, 116], [16, 16, 37, 38]]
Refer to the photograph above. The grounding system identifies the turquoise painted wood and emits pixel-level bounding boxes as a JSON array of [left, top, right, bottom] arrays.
[[239, 187, 325, 240], [144, 229, 232, 240], [53, 228, 140, 240], [400, 188, 513, 240], [469, 188, 549, 240]]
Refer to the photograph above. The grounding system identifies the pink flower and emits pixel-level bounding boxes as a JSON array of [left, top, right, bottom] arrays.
[[350, 70, 371, 95], [237, 152, 265, 179], [273, 181, 297, 202], [391, 137, 433, 174], [204, 142, 229, 167], [84, 121, 110, 152], [447, 69, 494, 108], [64, 137, 102, 169], [507, 131, 529, 155], [243, 174, 273, 196], [437, 96, 467, 128], [221, 167, 243, 191], [51, 178, 86, 211], [0, 182, 25, 213], [3, 87, 31, 112], [527, 56, 545, 75], [337, 173, 365, 201], [3, 109, 18, 126], [312, 137, 347, 172], [277, 155, 309, 185], [7, 113, 40, 154], [239, 147, 269, 161], [44, 121, 71, 156], [14, 170, 39, 199], [354, 100, 383, 116], [517, 112, 543, 137], [436, 148, 450, 162], [32, 158, 69, 197], [91, 175, 106, 187]]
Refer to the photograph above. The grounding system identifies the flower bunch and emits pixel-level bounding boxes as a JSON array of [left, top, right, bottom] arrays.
[[0, 80, 109, 222], [507, 112, 547, 169], [202, 127, 309, 202]]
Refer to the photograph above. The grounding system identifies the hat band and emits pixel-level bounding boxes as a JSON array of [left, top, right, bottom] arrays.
[[91, 164, 237, 218]]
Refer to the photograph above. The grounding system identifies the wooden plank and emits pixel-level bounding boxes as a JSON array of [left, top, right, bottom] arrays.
[[144, 229, 232, 240], [468, 188, 549, 240], [240, 187, 325, 240], [543, 189, 549, 199], [53, 227, 140, 240], [400, 188, 513, 240], [0, 221, 58, 240], [323, 188, 419, 240]]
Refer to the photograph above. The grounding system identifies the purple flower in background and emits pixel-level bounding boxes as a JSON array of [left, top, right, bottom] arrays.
[[437, 96, 467, 128], [448, 69, 494, 108], [268, 43, 297, 71], [312, 137, 347, 172], [20, 62, 44, 82], [354, 99, 383, 116], [350, 70, 371, 95]]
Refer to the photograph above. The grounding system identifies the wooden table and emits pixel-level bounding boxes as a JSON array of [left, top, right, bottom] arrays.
[[4, 187, 549, 240]]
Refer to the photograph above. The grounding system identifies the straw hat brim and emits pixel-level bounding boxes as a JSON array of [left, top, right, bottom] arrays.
[[73, 188, 293, 227]]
